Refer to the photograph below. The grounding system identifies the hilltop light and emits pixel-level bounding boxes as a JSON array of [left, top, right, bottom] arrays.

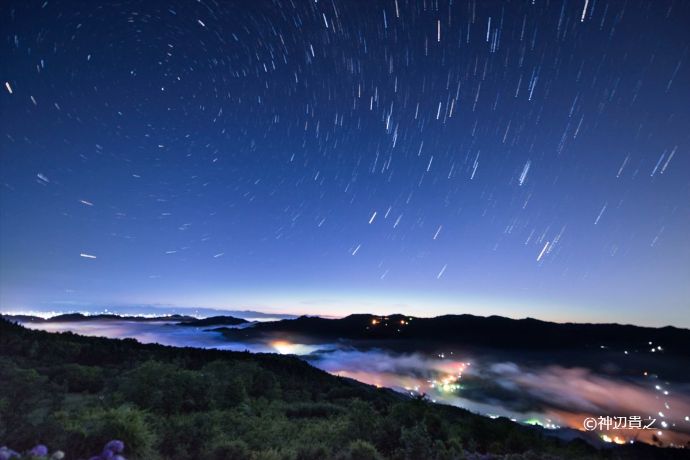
[[271, 340, 298, 354], [431, 373, 461, 393], [524, 418, 543, 427]]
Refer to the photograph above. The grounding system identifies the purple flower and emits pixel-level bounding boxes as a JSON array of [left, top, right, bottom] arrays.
[[0, 447, 20, 460], [29, 445, 49, 457], [103, 440, 124, 454]]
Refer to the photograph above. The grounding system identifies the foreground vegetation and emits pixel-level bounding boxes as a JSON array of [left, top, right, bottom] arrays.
[[0, 319, 683, 460]]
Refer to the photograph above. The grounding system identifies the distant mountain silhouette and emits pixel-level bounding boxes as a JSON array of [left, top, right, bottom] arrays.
[[177, 315, 248, 327], [1, 313, 196, 323], [6, 311, 689, 359], [220, 313, 690, 356], [1, 314, 46, 323]]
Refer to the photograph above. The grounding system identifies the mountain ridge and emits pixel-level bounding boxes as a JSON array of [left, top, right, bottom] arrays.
[[218, 312, 690, 356]]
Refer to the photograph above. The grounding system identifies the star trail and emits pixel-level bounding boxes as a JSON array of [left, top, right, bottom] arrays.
[[1, 0, 688, 326]]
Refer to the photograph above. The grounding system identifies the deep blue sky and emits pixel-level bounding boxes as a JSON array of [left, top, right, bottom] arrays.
[[1, 0, 688, 326]]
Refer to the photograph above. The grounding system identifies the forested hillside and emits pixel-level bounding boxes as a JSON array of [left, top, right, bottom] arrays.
[[0, 319, 683, 460]]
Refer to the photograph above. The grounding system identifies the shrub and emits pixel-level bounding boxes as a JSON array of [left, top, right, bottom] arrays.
[[335, 440, 383, 460], [57, 406, 154, 459], [205, 440, 251, 460], [285, 402, 344, 418], [118, 361, 208, 414]]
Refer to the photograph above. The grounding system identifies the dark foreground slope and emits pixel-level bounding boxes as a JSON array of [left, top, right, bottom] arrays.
[[0, 319, 685, 460]]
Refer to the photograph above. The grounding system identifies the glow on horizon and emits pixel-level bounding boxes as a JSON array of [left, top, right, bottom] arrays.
[[138, 289, 686, 327], [3, 288, 686, 328], [118, 292, 566, 321]]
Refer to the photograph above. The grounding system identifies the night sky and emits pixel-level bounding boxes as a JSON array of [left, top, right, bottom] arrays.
[[1, 0, 688, 326]]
